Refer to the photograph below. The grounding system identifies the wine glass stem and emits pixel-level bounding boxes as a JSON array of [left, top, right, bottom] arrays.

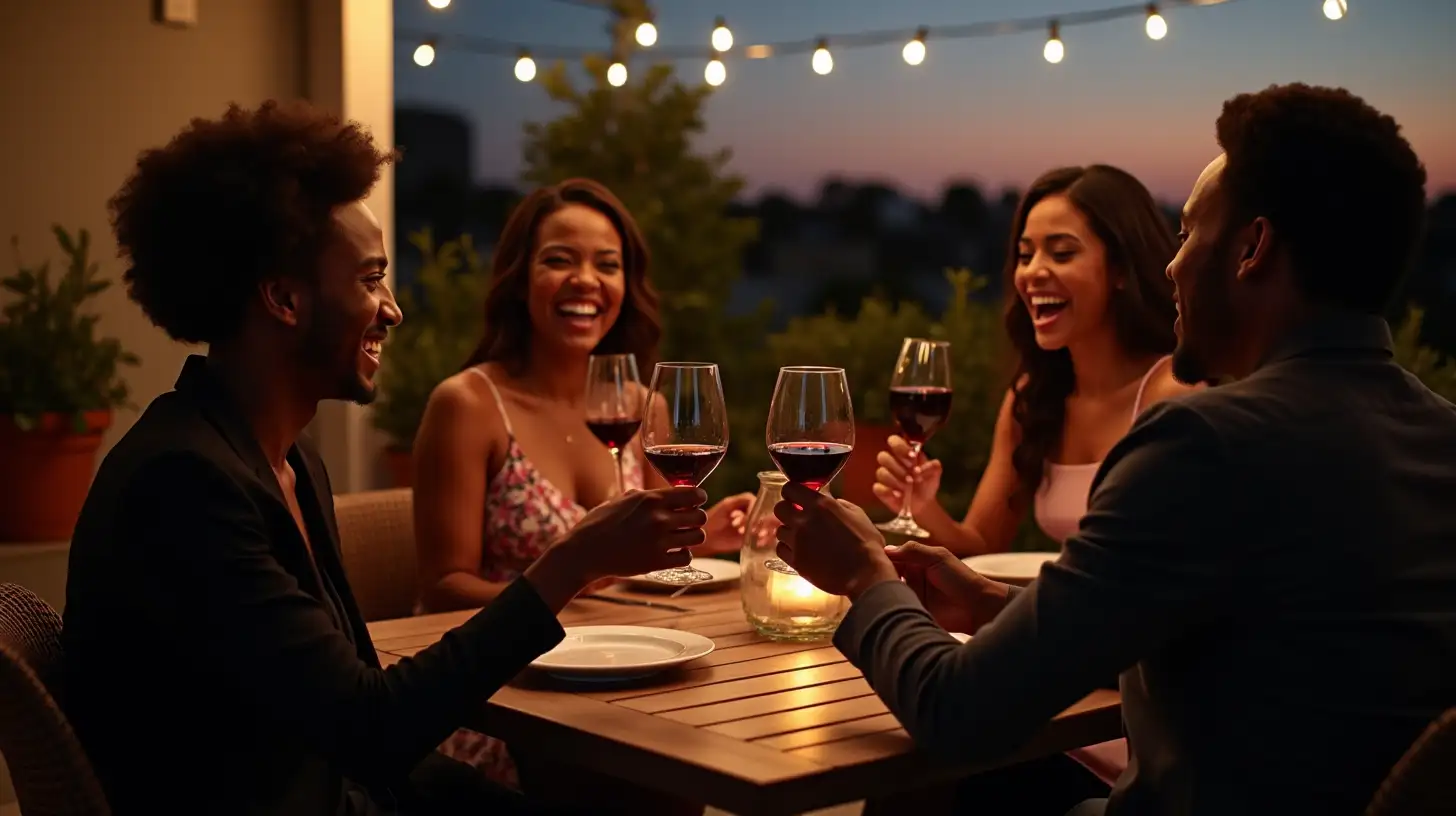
[[611, 448, 624, 496], [895, 442, 923, 523]]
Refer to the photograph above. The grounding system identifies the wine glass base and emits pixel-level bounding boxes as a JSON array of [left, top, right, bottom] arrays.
[[763, 558, 800, 576], [876, 517, 932, 540], [643, 566, 714, 585]]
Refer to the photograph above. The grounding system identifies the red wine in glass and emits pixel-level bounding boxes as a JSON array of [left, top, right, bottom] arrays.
[[764, 366, 856, 576], [643, 443, 727, 487], [878, 339, 953, 540], [585, 353, 644, 496], [586, 417, 642, 452], [640, 362, 730, 586], [888, 386, 953, 445], [767, 442, 852, 491]]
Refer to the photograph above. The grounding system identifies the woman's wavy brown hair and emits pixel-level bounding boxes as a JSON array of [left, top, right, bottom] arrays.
[[463, 178, 662, 374], [1004, 165, 1178, 502]]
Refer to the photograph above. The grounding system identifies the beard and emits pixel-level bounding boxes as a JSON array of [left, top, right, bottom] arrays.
[[299, 298, 377, 406], [1171, 243, 1241, 386]]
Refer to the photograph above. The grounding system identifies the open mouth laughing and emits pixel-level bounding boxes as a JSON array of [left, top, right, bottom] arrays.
[[1028, 294, 1070, 328]]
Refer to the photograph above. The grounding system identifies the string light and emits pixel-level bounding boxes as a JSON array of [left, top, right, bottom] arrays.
[[902, 28, 928, 66], [1145, 4, 1168, 40], [514, 50, 536, 82], [1044, 21, 1064, 64], [402, 0, 1320, 79], [607, 61, 628, 86], [635, 21, 658, 47], [711, 17, 733, 52], [811, 38, 833, 75], [1322, 0, 1347, 20], [705, 55, 726, 86]]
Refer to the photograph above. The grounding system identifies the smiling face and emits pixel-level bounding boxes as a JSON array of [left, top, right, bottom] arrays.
[[1168, 155, 1242, 385], [1013, 193, 1115, 351], [526, 203, 627, 360], [299, 201, 401, 404]]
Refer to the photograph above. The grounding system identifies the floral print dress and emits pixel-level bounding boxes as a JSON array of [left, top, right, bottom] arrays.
[[435, 367, 644, 788]]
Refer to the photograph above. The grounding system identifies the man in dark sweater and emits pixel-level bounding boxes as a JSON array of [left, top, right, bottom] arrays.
[[772, 83, 1456, 815], [63, 100, 708, 815]]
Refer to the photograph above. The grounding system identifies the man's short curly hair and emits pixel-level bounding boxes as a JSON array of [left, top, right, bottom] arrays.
[[1216, 83, 1427, 314], [109, 100, 396, 345]]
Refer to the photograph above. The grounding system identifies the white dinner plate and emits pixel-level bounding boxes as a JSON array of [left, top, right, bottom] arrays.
[[961, 551, 1058, 586], [620, 558, 741, 592], [529, 625, 716, 681]]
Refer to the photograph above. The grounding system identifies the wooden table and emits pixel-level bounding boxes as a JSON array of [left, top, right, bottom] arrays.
[[367, 585, 1122, 815]]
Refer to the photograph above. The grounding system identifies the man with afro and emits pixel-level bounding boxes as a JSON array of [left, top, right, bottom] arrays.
[[61, 99, 708, 815]]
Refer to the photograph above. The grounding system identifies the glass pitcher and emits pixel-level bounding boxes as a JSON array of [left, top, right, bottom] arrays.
[[740, 471, 849, 641]]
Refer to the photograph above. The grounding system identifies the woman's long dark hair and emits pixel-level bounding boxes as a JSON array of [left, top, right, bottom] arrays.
[[463, 178, 662, 375], [1004, 165, 1178, 501]]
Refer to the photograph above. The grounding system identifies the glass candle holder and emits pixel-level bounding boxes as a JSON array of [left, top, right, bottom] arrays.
[[740, 471, 849, 641]]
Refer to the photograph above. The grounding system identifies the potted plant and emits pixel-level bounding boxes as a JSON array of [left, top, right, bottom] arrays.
[[0, 226, 139, 542], [371, 229, 487, 486]]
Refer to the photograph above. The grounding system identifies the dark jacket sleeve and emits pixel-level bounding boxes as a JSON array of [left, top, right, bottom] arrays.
[[833, 402, 1239, 764], [124, 451, 564, 784]]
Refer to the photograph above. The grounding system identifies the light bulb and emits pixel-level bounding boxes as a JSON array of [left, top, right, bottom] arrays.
[[903, 35, 927, 66], [1323, 0, 1347, 20], [1146, 12, 1168, 40], [812, 41, 833, 75], [413, 43, 436, 67], [705, 58, 726, 86], [711, 19, 733, 52], [514, 55, 536, 82], [607, 62, 628, 87], [635, 21, 658, 47], [427, 0, 450, 8], [1043, 37, 1064, 63]]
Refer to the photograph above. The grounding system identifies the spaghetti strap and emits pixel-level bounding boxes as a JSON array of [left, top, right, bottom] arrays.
[[1130, 355, 1171, 419], [466, 366, 514, 435]]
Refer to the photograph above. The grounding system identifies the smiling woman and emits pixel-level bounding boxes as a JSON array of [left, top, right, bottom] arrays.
[[406, 179, 752, 804]]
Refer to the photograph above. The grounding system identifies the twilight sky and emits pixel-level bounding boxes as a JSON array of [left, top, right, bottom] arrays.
[[394, 0, 1456, 204]]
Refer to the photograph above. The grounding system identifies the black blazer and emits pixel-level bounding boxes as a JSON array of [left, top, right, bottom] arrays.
[[63, 356, 565, 815], [835, 313, 1456, 815]]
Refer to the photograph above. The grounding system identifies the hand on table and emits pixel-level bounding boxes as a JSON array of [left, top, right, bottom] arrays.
[[872, 434, 944, 515], [772, 481, 898, 600]]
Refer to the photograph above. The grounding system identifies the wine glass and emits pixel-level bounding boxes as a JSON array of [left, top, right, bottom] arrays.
[[584, 353, 644, 497], [876, 338, 953, 540], [764, 366, 855, 576], [639, 362, 729, 585]]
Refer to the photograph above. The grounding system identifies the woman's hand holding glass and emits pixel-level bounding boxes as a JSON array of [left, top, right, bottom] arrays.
[[872, 434, 945, 516]]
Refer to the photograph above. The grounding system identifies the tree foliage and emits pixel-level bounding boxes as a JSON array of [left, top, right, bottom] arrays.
[[519, 0, 772, 494]]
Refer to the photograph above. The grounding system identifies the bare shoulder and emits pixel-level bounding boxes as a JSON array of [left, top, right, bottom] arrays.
[[418, 367, 508, 450], [1139, 357, 1201, 409]]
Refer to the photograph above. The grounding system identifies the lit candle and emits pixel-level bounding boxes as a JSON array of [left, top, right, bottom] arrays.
[[767, 569, 841, 623]]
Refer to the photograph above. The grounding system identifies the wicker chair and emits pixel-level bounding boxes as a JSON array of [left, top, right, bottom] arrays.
[[334, 488, 419, 622], [1365, 707, 1456, 815], [0, 583, 110, 815]]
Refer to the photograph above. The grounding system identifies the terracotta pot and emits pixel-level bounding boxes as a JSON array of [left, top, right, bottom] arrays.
[[837, 421, 895, 509], [0, 410, 111, 543], [383, 446, 413, 488]]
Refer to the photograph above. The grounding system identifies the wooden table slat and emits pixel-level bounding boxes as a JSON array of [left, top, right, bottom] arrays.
[[577, 646, 848, 702], [661, 678, 874, 727], [707, 695, 892, 741], [618, 662, 864, 713], [753, 713, 902, 751]]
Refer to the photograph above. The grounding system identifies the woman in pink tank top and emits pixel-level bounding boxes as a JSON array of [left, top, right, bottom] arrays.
[[872, 166, 1199, 799], [408, 180, 750, 811]]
